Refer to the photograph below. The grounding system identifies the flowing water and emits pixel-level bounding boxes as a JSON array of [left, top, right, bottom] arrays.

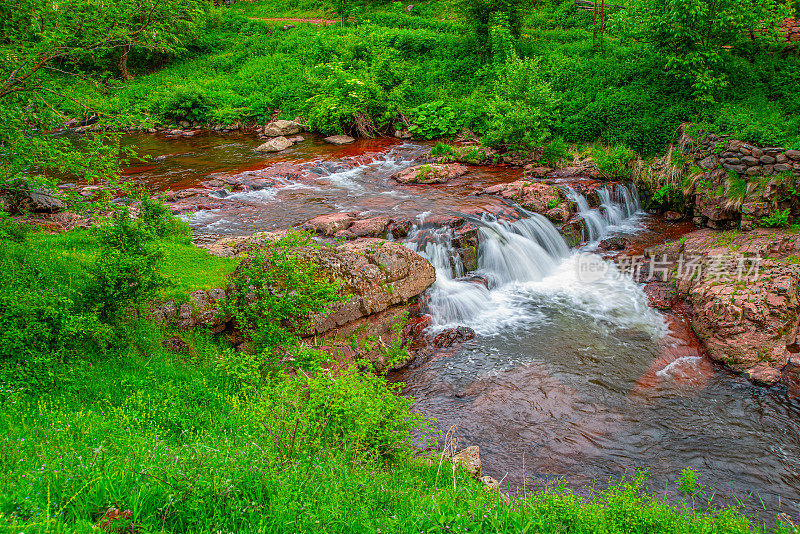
[[119, 133, 800, 525]]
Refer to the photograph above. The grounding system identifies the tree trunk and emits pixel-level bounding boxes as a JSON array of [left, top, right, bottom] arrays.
[[118, 44, 134, 82]]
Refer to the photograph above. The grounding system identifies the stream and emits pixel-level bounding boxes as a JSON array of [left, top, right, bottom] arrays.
[[118, 132, 800, 526]]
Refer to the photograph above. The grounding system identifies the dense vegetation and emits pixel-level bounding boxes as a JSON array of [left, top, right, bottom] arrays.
[[2, 0, 800, 531], [39, 0, 798, 159]]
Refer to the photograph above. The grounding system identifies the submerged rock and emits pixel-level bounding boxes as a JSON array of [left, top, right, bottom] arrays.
[[432, 326, 476, 348]]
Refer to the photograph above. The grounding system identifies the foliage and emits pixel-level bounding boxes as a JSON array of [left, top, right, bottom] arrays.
[[408, 101, 460, 139], [456, 0, 532, 48], [217, 230, 341, 374], [482, 58, 560, 152], [0, 0, 209, 190], [592, 144, 636, 179], [430, 142, 456, 157], [541, 137, 572, 166], [760, 207, 791, 228], [138, 194, 193, 244], [618, 0, 792, 103], [0, 343, 777, 533]]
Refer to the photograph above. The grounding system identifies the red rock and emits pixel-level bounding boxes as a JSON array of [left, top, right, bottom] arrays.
[[349, 216, 391, 238], [301, 212, 356, 236], [393, 163, 469, 184]]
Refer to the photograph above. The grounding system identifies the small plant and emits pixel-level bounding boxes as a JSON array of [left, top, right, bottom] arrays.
[[677, 467, 706, 509], [592, 144, 635, 179], [430, 142, 455, 157], [760, 207, 791, 228], [414, 164, 433, 183], [547, 197, 560, 209]]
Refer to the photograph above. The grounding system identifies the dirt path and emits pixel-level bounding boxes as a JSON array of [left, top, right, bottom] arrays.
[[248, 17, 338, 25]]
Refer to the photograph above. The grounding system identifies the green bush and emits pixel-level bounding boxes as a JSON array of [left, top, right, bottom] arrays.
[[158, 85, 212, 123], [541, 136, 571, 166], [408, 100, 460, 139], [592, 144, 635, 179], [218, 230, 341, 373], [87, 209, 166, 322], [482, 58, 560, 152]]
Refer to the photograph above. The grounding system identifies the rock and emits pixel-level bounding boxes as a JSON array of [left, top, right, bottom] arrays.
[[301, 212, 356, 236], [644, 281, 677, 309], [451, 446, 481, 478], [722, 164, 746, 174], [432, 326, 476, 348], [644, 228, 800, 384], [348, 216, 392, 238], [392, 164, 469, 184], [774, 163, 793, 173], [0, 182, 64, 214], [161, 336, 190, 355], [482, 180, 565, 217], [80, 185, 102, 197], [286, 135, 305, 144], [785, 149, 800, 161], [262, 120, 300, 137], [387, 219, 413, 238], [664, 211, 683, 222], [266, 239, 436, 334], [281, 24, 295, 31], [598, 237, 627, 251], [760, 155, 776, 165], [405, 3, 414, 11], [698, 155, 717, 170], [324, 135, 355, 145], [254, 136, 293, 152], [741, 155, 759, 166], [745, 166, 762, 176]]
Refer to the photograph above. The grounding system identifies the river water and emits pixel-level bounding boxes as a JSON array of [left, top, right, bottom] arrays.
[[120, 132, 800, 526]]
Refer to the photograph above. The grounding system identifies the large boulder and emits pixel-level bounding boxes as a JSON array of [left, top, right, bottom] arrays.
[[0, 181, 64, 214], [302, 239, 436, 333], [262, 120, 300, 137], [254, 136, 293, 153], [645, 228, 800, 384], [392, 164, 469, 184]]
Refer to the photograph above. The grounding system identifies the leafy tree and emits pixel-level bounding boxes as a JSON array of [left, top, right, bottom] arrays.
[[617, 0, 792, 103], [0, 0, 208, 194], [456, 0, 534, 49]]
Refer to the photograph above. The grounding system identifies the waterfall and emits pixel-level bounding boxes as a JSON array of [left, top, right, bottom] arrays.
[[407, 212, 569, 327], [567, 183, 641, 244]]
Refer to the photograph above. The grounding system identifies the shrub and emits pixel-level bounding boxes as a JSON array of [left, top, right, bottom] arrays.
[[138, 195, 193, 244], [87, 209, 166, 322], [592, 144, 635, 179], [217, 230, 341, 374], [482, 58, 560, 152], [408, 101, 460, 139], [541, 137, 571, 166], [158, 85, 211, 123]]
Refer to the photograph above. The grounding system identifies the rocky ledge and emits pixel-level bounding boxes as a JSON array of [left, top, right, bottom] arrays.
[[153, 235, 436, 371], [644, 228, 800, 384]]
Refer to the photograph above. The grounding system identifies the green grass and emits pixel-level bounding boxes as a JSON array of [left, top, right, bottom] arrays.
[[0, 328, 784, 533], [24, 229, 237, 302]]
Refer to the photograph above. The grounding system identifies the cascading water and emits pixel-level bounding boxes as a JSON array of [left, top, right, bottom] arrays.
[[567, 183, 642, 244], [407, 212, 569, 329]]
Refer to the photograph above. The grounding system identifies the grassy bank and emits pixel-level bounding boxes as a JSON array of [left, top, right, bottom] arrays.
[[60, 0, 800, 156], [0, 213, 794, 533], [0, 339, 788, 533]]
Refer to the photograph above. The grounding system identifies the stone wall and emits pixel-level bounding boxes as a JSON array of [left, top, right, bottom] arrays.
[[781, 18, 800, 42], [680, 125, 800, 230]]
